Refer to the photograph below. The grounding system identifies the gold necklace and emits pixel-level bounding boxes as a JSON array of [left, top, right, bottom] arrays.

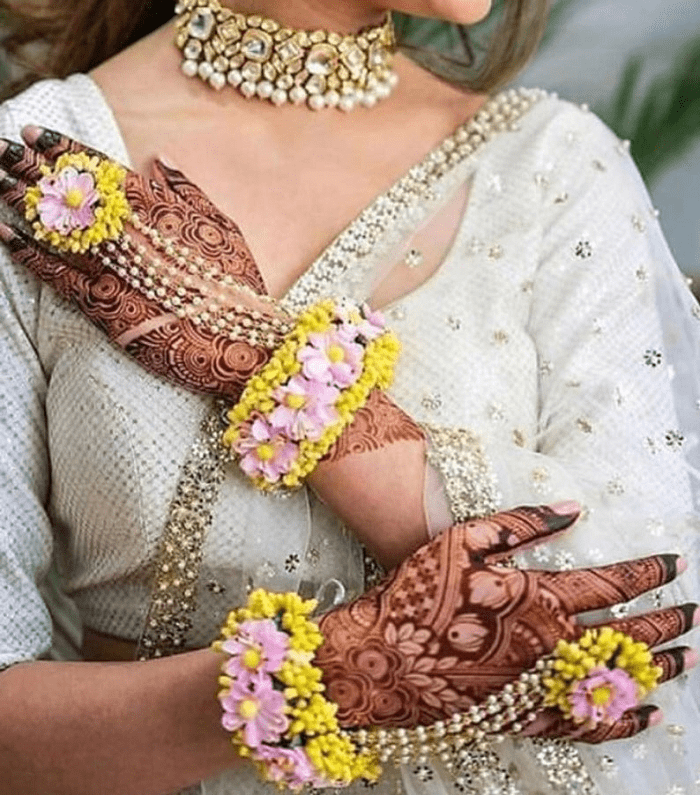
[[174, 0, 398, 111]]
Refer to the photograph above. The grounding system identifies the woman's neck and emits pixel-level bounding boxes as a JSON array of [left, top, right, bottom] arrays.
[[223, 0, 386, 32]]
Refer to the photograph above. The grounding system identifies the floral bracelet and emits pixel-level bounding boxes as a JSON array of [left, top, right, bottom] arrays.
[[212, 590, 380, 790], [213, 590, 662, 789], [222, 299, 401, 491]]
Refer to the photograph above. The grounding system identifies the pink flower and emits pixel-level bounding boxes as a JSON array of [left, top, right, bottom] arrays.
[[220, 673, 288, 748], [36, 167, 99, 234], [254, 744, 324, 790], [297, 330, 364, 388], [569, 667, 639, 726], [336, 303, 386, 342], [221, 619, 289, 684], [269, 375, 340, 441], [233, 417, 298, 483]]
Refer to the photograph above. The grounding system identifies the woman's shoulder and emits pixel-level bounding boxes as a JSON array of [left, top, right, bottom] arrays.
[[0, 74, 126, 159], [496, 88, 632, 174], [477, 87, 649, 209]]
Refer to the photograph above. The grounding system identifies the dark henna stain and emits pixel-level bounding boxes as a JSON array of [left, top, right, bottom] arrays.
[[659, 553, 680, 584], [0, 140, 26, 169], [654, 647, 688, 683], [34, 129, 63, 152], [680, 602, 699, 632], [543, 506, 580, 532], [0, 174, 18, 191], [634, 704, 658, 731]]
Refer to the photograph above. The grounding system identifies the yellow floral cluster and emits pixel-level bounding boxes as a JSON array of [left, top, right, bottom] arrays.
[[543, 627, 662, 716], [222, 299, 401, 491], [306, 732, 381, 785], [214, 589, 380, 787], [24, 151, 130, 254]]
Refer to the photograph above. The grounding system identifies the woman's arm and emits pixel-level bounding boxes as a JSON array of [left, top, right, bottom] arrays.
[[0, 653, 237, 795]]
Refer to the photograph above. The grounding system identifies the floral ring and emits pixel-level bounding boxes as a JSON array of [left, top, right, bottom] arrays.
[[543, 627, 662, 727], [24, 151, 130, 254]]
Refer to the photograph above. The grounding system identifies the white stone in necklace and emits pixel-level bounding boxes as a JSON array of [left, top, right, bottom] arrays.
[[174, 0, 399, 111]]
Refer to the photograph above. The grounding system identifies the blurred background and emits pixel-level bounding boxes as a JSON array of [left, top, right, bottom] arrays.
[[402, 0, 700, 287], [0, 0, 698, 283], [523, 0, 700, 287]]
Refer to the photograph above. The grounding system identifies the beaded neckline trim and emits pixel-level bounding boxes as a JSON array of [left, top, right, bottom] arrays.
[[281, 87, 548, 312]]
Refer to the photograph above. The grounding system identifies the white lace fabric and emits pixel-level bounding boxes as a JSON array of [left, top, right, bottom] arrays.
[[0, 74, 698, 795]]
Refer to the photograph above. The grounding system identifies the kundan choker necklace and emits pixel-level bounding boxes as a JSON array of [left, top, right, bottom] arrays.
[[174, 0, 398, 111]]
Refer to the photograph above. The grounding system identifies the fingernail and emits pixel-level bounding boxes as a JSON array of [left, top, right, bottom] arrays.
[[21, 125, 44, 144], [647, 708, 663, 728], [549, 500, 581, 515], [676, 557, 688, 575], [545, 501, 580, 531], [694, 606, 700, 627], [157, 153, 178, 170], [685, 649, 699, 669]]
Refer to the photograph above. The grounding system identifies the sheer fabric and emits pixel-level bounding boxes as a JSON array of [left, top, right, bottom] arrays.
[[0, 74, 698, 795]]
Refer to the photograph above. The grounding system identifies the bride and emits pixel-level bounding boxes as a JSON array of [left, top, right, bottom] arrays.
[[0, 1, 698, 794]]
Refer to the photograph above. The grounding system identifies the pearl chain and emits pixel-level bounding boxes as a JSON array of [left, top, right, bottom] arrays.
[[94, 213, 291, 348], [346, 659, 555, 770]]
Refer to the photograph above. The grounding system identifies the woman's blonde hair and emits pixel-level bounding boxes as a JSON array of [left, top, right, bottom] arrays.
[[0, 0, 549, 99]]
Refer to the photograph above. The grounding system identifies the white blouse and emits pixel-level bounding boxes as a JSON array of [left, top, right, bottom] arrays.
[[0, 74, 698, 795]]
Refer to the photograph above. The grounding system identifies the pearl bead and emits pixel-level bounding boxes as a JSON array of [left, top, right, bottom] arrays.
[[324, 90, 340, 107], [198, 62, 214, 80], [240, 81, 256, 98], [362, 92, 377, 108], [257, 81, 274, 99], [270, 89, 288, 106], [227, 69, 243, 86], [289, 86, 307, 104], [209, 72, 226, 90], [181, 60, 198, 78], [308, 94, 326, 111]]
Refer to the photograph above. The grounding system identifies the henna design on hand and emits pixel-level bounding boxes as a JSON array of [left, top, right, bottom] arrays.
[[324, 390, 425, 463], [316, 506, 691, 737], [0, 130, 277, 400]]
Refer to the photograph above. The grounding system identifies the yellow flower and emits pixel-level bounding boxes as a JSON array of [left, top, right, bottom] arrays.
[[543, 628, 661, 716]]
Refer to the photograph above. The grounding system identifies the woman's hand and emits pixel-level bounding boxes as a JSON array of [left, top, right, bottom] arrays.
[[0, 126, 285, 399], [0, 126, 433, 566], [316, 503, 697, 743]]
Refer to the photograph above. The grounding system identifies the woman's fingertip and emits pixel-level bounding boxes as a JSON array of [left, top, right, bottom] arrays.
[[21, 124, 44, 143], [676, 557, 688, 575], [648, 709, 663, 728], [549, 500, 581, 516], [684, 649, 699, 669], [156, 153, 178, 169], [543, 501, 580, 531]]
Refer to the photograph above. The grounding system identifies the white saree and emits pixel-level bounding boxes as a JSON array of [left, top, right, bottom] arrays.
[[0, 74, 698, 795]]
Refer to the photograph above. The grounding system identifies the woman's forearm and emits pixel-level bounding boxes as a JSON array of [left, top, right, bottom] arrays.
[[310, 433, 429, 570], [0, 651, 237, 795]]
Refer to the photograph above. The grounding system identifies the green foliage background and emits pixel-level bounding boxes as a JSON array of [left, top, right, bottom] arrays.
[[397, 0, 700, 187]]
